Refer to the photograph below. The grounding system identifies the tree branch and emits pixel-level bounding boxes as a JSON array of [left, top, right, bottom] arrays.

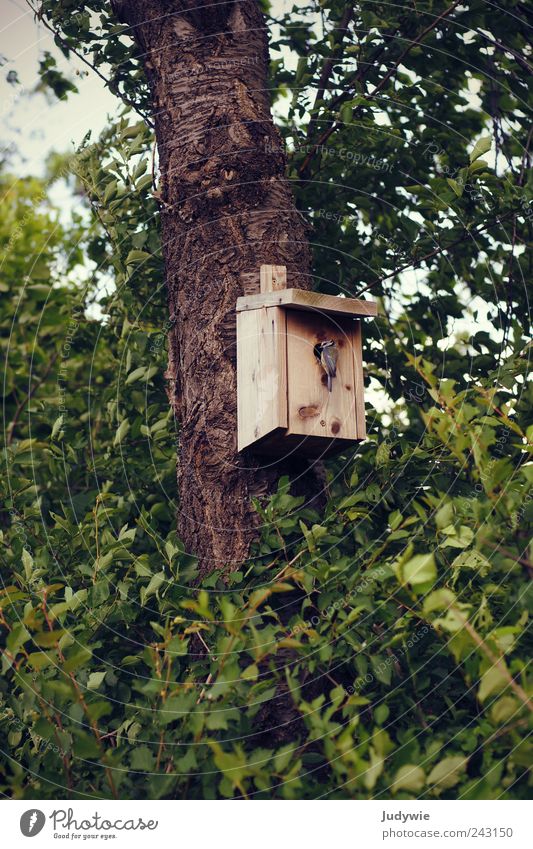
[[305, 5, 354, 141], [353, 209, 517, 297], [299, 1, 461, 176], [7, 353, 58, 445]]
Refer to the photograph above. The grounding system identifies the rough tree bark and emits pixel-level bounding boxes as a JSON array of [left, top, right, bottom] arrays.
[[113, 0, 315, 574]]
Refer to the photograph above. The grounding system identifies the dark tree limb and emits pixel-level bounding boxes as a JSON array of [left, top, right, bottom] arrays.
[[299, 0, 461, 176]]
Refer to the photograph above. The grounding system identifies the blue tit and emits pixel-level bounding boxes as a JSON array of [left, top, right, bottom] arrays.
[[317, 339, 338, 392]]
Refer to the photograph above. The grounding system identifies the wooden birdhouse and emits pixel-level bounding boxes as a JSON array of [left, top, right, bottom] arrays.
[[237, 265, 377, 458]]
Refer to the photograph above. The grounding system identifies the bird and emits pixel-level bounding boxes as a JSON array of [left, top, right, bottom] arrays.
[[314, 339, 338, 392]]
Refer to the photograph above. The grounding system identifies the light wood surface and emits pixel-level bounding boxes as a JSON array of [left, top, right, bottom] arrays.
[[237, 287, 377, 318], [237, 307, 287, 451], [285, 312, 358, 443], [353, 320, 366, 439], [260, 264, 287, 293]]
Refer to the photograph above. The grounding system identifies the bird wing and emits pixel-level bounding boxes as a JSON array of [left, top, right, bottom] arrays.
[[322, 345, 337, 376]]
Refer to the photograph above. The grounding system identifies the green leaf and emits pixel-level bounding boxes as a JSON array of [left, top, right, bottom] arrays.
[[33, 717, 57, 741], [87, 671, 106, 690], [114, 418, 130, 446], [469, 136, 491, 163], [452, 549, 490, 575], [392, 764, 425, 793], [73, 732, 100, 758], [136, 173, 153, 192], [340, 102, 353, 124], [371, 654, 392, 685], [27, 651, 55, 670], [294, 55, 308, 83], [241, 663, 259, 680], [427, 756, 466, 789], [140, 571, 165, 605], [126, 249, 151, 265], [273, 745, 294, 773], [468, 158, 489, 173], [86, 700, 112, 721], [103, 180, 118, 203], [447, 178, 463, 197], [51, 414, 64, 440], [120, 124, 142, 140], [130, 745, 155, 771], [478, 665, 510, 702], [125, 366, 147, 385], [133, 159, 147, 179], [6, 623, 30, 654], [33, 629, 65, 647], [423, 588, 455, 614], [442, 525, 474, 549], [399, 553, 436, 593], [435, 502, 454, 529], [490, 696, 520, 724], [166, 636, 188, 656], [21, 548, 34, 581], [62, 647, 93, 673]]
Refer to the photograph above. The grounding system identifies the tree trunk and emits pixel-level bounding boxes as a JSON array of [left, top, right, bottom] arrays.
[[113, 0, 313, 575]]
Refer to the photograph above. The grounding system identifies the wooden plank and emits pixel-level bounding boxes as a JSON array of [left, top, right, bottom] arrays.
[[236, 288, 377, 318], [285, 312, 358, 444], [260, 264, 287, 293], [237, 307, 287, 451], [353, 320, 366, 439]]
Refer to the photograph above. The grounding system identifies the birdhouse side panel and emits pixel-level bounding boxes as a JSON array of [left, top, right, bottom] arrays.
[[237, 307, 288, 451], [353, 319, 366, 439], [285, 312, 358, 442]]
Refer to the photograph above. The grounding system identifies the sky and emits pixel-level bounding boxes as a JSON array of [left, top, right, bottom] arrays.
[[1, 0, 118, 175]]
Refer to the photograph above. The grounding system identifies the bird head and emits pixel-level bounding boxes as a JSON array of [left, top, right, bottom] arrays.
[[314, 339, 334, 360]]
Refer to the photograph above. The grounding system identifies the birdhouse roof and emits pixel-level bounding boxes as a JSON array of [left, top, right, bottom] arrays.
[[236, 288, 377, 319]]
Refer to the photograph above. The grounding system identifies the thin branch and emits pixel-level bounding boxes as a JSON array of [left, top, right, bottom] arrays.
[[453, 608, 533, 713], [321, 20, 402, 121], [518, 125, 533, 187], [480, 32, 533, 76], [353, 208, 516, 297], [502, 212, 518, 351], [305, 5, 354, 140], [299, 1, 461, 176], [7, 352, 59, 445], [482, 718, 529, 747], [484, 542, 533, 578]]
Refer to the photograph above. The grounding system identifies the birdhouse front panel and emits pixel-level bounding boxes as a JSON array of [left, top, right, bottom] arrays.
[[285, 310, 364, 444]]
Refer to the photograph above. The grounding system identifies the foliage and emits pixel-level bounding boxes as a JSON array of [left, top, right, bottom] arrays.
[[0, 0, 531, 799]]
